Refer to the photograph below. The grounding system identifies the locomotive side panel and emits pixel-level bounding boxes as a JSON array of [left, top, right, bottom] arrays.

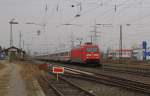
[[70, 44, 101, 65], [71, 48, 84, 63]]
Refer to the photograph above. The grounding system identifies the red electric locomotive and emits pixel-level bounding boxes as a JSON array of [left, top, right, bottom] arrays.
[[71, 42, 101, 65], [36, 42, 101, 66]]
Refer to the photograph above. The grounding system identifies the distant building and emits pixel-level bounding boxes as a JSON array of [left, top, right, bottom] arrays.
[[4, 46, 25, 60], [108, 49, 133, 60], [132, 47, 150, 60]]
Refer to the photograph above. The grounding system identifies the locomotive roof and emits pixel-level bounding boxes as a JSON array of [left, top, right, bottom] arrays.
[[73, 43, 98, 49]]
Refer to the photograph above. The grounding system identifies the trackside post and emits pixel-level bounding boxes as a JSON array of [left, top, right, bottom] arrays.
[[52, 67, 64, 81]]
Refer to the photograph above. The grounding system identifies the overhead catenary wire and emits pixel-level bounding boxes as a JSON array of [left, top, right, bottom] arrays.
[[114, 0, 150, 24], [54, 0, 128, 25], [115, 0, 143, 16], [63, 0, 128, 25], [55, 0, 150, 28], [95, 0, 140, 23], [62, 0, 117, 24], [35, 0, 150, 52], [124, 12, 150, 24], [40, 0, 63, 47], [91, 0, 150, 27], [70, 0, 150, 25]]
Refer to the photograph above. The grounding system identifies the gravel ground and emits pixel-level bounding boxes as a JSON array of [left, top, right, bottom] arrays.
[[32, 60, 150, 96], [20, 61, 43, 96], [7, 63, 27, 96], [0, 60, 44, 96], [0, 61, 10, 96], [0, 60, 5, 70], [63, 76, 148, 96], [80, 66, 150, 85]]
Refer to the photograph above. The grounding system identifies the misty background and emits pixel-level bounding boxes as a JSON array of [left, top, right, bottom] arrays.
[[0, 0, 150, 55]]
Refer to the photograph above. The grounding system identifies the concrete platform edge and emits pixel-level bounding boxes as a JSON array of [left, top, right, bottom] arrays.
[[33, 79, 46, 96]]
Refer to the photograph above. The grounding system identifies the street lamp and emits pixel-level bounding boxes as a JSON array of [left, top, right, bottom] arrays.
[[9, 18, 19, 47]]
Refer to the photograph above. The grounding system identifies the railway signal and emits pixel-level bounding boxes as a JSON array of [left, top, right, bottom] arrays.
[[53, 67, 64, 81]]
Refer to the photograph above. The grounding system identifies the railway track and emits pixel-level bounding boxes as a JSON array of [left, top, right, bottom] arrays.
[[33, 59, 150, 77], [62, 67, 150, 95], [38, 74, 97, 96], [103, 65, 150, 77], [34, 60, 150, 94], [53, 62, 150, 77]]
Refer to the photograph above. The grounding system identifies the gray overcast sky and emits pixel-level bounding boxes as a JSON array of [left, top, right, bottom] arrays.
[[0, 0, 150, 54]]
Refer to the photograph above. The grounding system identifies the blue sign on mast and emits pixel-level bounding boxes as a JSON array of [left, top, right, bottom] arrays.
[[142, 41, 147, 49], [142, 41, 147, 60], [144, 52, 150, 56]]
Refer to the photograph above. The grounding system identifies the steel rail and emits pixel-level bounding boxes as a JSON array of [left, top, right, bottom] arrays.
[[103, 67, 150, 77], [39, 74, 97, 96], [64, 67, 150, 95], [104, 64, 150, 73], [56, 62, 150, 77], [41, 75, 65, 96]]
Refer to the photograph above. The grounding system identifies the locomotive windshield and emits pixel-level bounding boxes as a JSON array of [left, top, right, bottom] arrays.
[[86, 47, 98, 52]]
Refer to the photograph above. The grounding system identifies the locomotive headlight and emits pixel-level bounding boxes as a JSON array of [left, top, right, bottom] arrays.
[[86, 54, 91, 56], [94, 54, 99, 56]]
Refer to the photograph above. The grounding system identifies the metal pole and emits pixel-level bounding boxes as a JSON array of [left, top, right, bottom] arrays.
[[9, 18, 18, 47], [91, 36, 93, 43], [119, 25, 122, 60], [10, 23, 13, 47], [93, 20, 97, 44], [23, 40, 24, 50], [80, 41, 82, 45], [19, 31, 21, 49]]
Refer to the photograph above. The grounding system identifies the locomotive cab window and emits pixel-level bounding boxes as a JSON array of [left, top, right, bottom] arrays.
[[86, 48, 98, 52]]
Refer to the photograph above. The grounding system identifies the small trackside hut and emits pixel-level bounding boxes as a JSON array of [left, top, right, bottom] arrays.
[[4, 46, 25, 61]]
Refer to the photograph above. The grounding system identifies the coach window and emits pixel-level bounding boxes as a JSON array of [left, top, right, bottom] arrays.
[[86, 48, 92, 52], [93, 48, 98, 52]]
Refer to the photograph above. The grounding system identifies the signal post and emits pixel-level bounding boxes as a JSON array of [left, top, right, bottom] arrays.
[[52, 67, 64, 81]]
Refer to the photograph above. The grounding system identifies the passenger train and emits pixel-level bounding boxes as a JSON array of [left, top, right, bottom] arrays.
[[36, 42, 102, 66]]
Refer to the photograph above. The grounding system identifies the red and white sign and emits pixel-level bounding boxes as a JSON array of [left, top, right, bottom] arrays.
[[53, 67, 64, 74]]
